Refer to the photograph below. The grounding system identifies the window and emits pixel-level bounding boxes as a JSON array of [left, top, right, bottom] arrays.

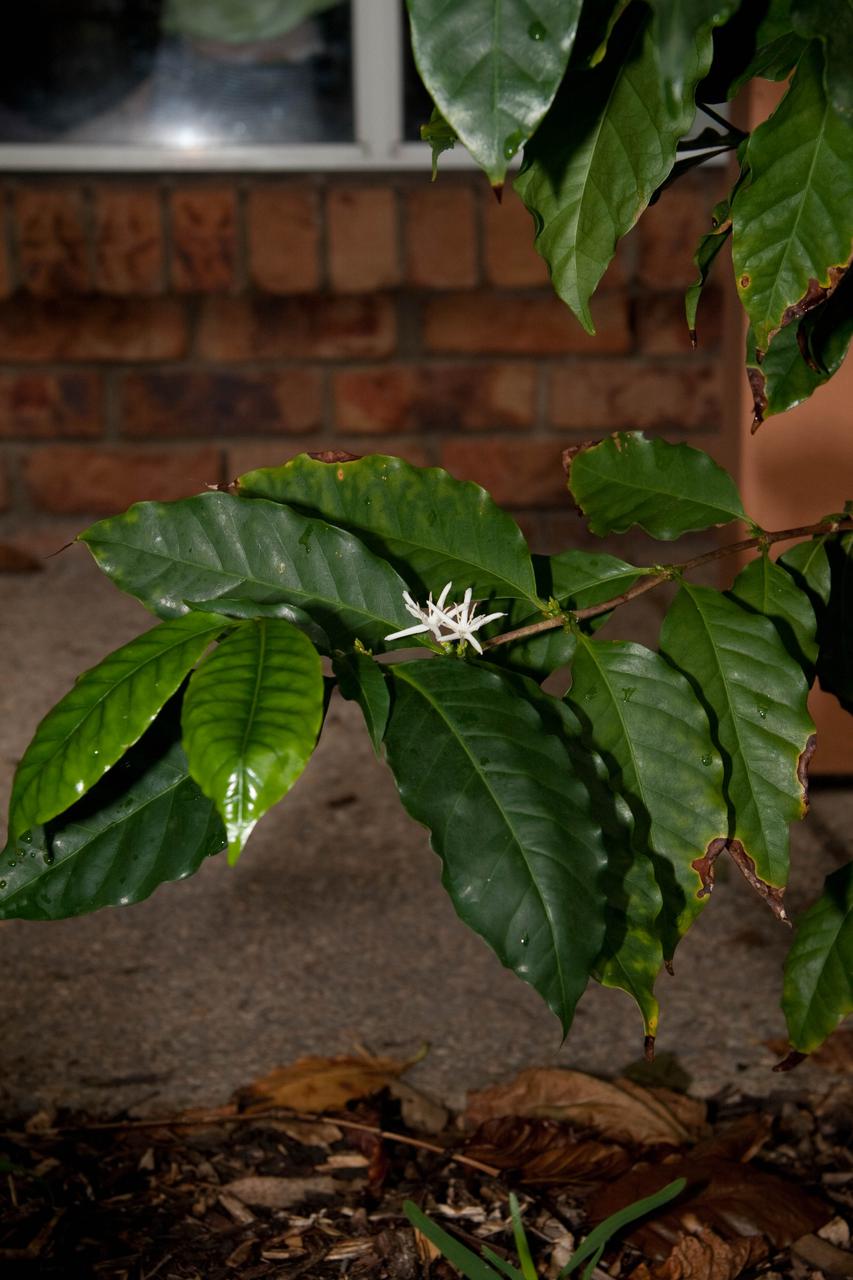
[[0, 0, 466, 171]]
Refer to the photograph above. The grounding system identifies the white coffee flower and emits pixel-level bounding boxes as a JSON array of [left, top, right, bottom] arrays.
[[385, 582, 506, 654]]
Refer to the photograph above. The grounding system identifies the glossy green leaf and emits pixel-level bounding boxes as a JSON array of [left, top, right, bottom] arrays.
[[236, 453, 539, 605], [817, 531, 853, 712], [685, 197, 732, 342], [163, 0, 338, 43], [515, 5, 712, 333], [649, 0, 741, 104], [566, 637, 727, 1033], [730, 553, 819, 680], [732, 43, 853, 354], [406, 0, 582, 186], [783, 861, 853, 1052], [0, 709, 225, 921], [706, 0, 806, 100], [80, 492, 417, 651], [182, 619, 324, 862], [746, 273, 853, 423], [188, 596, 331, 653], [779, 536, 832, 611], [385, 658, 610, 1033], [8, 612, 229, 843], [566, 433, 747, 540], [661, 584, 815, 895], [792, 0, 853, 117], [332, 650, 390, 754], [494, 551, 642, 680]]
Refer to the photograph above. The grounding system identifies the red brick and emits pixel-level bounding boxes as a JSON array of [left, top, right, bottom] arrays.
[[404, 187, 477, 288], [247, 186, 320, 294], [482, 188, 548, 288], [170, 187, 237, 292], [333, 363, 536, 434], [636, 288, 724, 354], [440, 438, 567, 508], [0, 457, 8, 510], [93, 187, 164, 295], [0, 298, 188, 362], [24, 445, 222, 515], [0, 373, 102, 438], [121, 370, 322, 438], [424, 291, 631, 355], [197, 295, 396, 361], [15, 187, 90, 296], [549, 360, 722, 432], [638, 176, 725, 289], [327, 188, 399, 292], [0, 217, 12, 298]]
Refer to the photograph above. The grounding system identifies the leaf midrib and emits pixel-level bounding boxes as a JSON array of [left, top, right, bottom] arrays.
[[12, 618, 223, 830], [394, 665, 572, 1018]]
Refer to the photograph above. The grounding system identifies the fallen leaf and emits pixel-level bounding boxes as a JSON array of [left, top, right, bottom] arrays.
[[792, 1233, 853, 1276], [222, 1175, 338, 1210], [588, 1156, 831, 1257], [274, 1118, 343, 1148], [465, 1069, 708, 1147], [465, 1116, 632, 1189], [390, 1079, 450, 1135], [630, 1227, 767, 1280], [235, 1051, 415, 1114]]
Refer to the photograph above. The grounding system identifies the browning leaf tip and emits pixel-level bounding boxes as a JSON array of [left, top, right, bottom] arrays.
[[798, 734, 817, 815], [727, 840, 788, 923], [773, 1049, 807, 1073], [643, 1035, 656, 1063]]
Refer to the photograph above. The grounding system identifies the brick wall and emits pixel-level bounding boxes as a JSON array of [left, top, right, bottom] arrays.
[[0, 170, 728, 551]]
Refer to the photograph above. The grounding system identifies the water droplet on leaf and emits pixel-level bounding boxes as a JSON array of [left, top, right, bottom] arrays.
[[701, 754, 712, 766], [0, 881, 6, 890], [757, 704, 768, 719], [520, 933, 529, 946], [528, 20, 546, 39], [621, 687, 636, 703]]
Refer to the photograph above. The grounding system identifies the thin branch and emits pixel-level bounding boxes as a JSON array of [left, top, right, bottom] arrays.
[[697, 101, 748, 139], [484, 518, 853, 652], [34, 1106, 500, 1178]]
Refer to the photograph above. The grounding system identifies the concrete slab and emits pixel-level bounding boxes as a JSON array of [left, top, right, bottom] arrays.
[[0, 550, 850, 1118]]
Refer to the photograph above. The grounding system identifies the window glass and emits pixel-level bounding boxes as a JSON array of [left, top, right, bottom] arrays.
[[401, 4, 434, 143], [0, 0, 353, 147]]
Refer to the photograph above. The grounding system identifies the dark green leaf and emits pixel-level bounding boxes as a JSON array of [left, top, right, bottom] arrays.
[[188, 596, 331, 652], [80, 492, 417, 651], [332, 650, 390, 754], [730, 553, 819, 681], [783, 861, 853, 1052], [566, 637, 727, 1033], [779, 536, 832, 612], [493, 551, 642, 681], [746, 272, 853, 423], [385, 658, 609, 1033], [566, 433, 747, 539], [732, 43, 853, 354], [792, 0, 853, 117], [406, 0, 582, 186], [661, 584, 815, 897], [816, 531, 853, 711], [182, 619, 324, 862], [649, 0, 741, 104], [515, 6, 712, 333], [8, 612, 229, 843], [685, 197, 732, 342], [0, 707, 225, 921], [236, 453, 539, 604]]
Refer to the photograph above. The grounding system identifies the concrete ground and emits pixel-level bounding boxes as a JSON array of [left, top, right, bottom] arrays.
[[0, 548, 850, 1119]]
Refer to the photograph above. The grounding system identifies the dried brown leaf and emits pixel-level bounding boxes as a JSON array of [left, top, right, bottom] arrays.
[[792, 1233, 853, 1276], [588, 1156, 831, 1257], [465, 1116, 632, 1189], [630, 1227, 768, 1280], [222, 1175, 338, 1210], [464, 1069, 708, 1147], [235, 1051, 413, 1114]]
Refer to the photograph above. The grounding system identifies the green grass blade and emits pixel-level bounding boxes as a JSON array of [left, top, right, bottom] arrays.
[[403, 1201, 500, 1280], [560, 1178, 686, 1277]]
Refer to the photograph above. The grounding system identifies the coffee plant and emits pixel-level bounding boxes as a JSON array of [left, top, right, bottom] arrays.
[[2, 0, 852, 1063]]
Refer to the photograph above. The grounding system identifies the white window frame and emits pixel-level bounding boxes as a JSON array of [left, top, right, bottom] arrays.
[[0, 0, 473, 172]]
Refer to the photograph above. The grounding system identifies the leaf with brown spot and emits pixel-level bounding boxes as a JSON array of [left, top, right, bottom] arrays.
[[234, 1051, 416, 1114], [629, 1227, 768, 1280], [588, 1156, 830, 1257], [464, 1068, 708, 1148], [464, 1116, 632, 1189]]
